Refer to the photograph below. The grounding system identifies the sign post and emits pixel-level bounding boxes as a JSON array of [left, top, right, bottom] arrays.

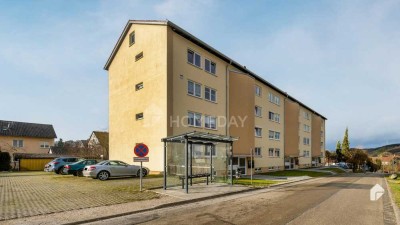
[[134, 143, 149, 192]]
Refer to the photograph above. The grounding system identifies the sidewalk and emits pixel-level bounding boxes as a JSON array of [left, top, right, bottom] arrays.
[[2, 176, 315, 225]]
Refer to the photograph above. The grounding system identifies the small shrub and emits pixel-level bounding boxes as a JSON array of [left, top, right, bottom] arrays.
[[0, 152, 11, 171]]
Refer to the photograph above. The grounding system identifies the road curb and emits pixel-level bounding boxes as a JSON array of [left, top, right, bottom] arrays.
[[385, 177, 400, 225], [64, 176, 326, 225]]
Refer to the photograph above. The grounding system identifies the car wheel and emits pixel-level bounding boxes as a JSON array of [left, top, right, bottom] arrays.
[[77, 170, 83, 177], [97, 171, 109, 181], [57, 167, 64, 175], [73, 172, 77, 176]]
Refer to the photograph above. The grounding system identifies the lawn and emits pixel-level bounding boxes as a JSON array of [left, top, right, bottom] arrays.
[[260, 170, 327, 177], [387, 178, 400, 207], [320, 168, 346, 174], [234, 178, 281, 187]]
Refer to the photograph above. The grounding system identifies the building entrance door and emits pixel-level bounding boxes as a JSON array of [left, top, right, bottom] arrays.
[[232, 157, 246, 174]]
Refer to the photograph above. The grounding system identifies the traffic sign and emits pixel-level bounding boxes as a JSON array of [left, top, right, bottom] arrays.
[[134, 143, 149, 157], [134, 157, 149, 162]]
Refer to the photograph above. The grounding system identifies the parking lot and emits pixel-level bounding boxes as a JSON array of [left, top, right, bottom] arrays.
[[0, 172, 163, 220]]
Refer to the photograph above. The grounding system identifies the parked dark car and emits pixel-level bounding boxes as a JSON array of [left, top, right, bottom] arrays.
[[44, 157, 84, 174], [63, 159, 98, 176]]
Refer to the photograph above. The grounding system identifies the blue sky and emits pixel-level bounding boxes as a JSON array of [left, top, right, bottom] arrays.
[[1, 0, 400, 150]]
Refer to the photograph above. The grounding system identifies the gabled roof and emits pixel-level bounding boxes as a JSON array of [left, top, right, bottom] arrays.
[[92, 131, 109, 149], [104, 20, 327, 120], [0, 120, 57, 139]]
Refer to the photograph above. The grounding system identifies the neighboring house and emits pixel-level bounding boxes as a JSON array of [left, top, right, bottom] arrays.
[[88, 131, 109, 159], [76, 140, 89, 148], [0, 120, 57, 162], [104, 20, 326, 174]]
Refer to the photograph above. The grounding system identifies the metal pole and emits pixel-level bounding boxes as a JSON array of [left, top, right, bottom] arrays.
[[250, 148, 253, 185], [230, 142, 233, 186], [185, 137, 189, 194], [190, 143, 193, 186], [163, 141, 167, 190], [140, 161, 143, 192], [210, 144, 213, 183]]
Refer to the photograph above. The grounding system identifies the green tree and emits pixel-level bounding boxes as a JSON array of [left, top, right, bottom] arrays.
[[336, 141, 343, 162], [342, 127, 350, 158], [57, 138, 64, 147]]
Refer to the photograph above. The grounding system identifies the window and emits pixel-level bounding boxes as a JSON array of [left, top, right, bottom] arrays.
[[205, 146, 216, 156], [321, 142, 324, 149], [13, 140, 23, 148], [269, 130, 274, 139], [205, 115, 217, 129], [268, 148, 274, 157], [255, 106, 262, 117], [304, 150, 310, 157], [254, 147, 261, 156], [129, 31, 135, 46], [268, 93, 280, 105], [188, 81, 201, 98], [188, 112, 202, 127], [135, 82, 143, 91], [187, 49, 201, 67], [136, 113, 143, 120], [303, 137, 310, 145], [40, 142, 50, 148], [303, 111, 310, 120], [274, 132, 281, 140], [135, 52, 143, 61], [268, 111, 280, 123], [255, 127, 262, 137], [255, 85, 261, 96], [205, 59, 216, 74], [205, 87, 217, 102], [304, 124, 311, 132], [275, 149, 280, 157], [269, 130, 280, 140]]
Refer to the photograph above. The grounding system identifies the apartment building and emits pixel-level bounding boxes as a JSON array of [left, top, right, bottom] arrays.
[[104, 20, 326, 174]]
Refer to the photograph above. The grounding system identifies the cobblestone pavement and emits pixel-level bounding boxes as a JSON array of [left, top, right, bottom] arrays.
[[0, 172, 163, 220]]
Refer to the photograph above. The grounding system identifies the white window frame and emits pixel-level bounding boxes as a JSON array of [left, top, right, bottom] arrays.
[[204, 87, 217, 102], [204, 58, 216, 75], [269, 130, 280, 140], [188, 80, 202, 98], [268, 111, 280, 123], [255, 106, 262, 117], [188, 112, 202, 127], [303, 137, 310, 145], [40, 142, 50, 148], [268, 93, 280, 105], [255, 85, 261, 97], [303, 124, 311, 132], [255, 127, 262, 137], [13, 140, 23, 148], [254, 147, 262, 156], [303, 111, 310, 120], [268, 148, 274, 157], [187, 49, 201, 68], [204, 115, 217, 130]]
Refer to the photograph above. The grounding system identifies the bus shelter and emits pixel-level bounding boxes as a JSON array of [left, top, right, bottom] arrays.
[[161, 131, 238, 193]]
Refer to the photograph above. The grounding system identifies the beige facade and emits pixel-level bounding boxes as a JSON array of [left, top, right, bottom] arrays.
[[105, 20, 327, 174], [0, 136, 54, 158]]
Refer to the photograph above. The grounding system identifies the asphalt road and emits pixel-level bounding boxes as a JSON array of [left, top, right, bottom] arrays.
[[86, 173, 398, 225]]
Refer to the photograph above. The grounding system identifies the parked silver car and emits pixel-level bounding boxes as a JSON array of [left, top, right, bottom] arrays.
[[82, 160, 149, 181]]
